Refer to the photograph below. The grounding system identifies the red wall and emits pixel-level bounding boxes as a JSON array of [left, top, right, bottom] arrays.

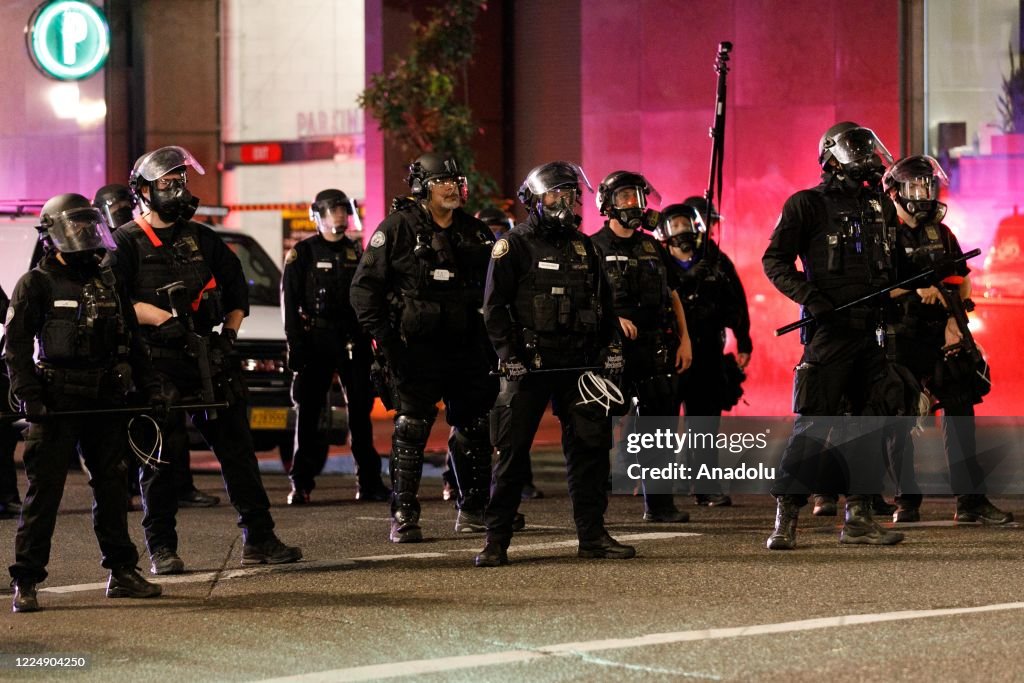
[[581, 0, 901, 415]]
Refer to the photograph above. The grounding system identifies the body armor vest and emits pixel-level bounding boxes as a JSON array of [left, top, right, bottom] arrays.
[[301, 237, 361, 330], [513, 233, 601, 360], [38, 269, 130, 365], [127, 220, 223, 333], [596, 231, 670, 329], [806, 186, 895, 305], [895, 222, 951, 338], [398, 215, 492, 341]]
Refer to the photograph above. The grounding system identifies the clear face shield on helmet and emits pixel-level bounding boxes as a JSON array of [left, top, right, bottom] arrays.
[[97, 195, 135, 230], [654, 205, 707, 263], [882, 155, 950, 224], [311, 195, 362, 236], [43, 206, 117, 254], [607, 183, 662, 231], [133, 146, 206, 222], [825, 127, 894, 182], [519, 162, 594, 231]]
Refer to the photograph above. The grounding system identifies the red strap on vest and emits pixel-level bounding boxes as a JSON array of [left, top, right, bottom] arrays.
[[136, 215, 163, 247], [942, 275, 965, 286], [193, 276, 218, 312]]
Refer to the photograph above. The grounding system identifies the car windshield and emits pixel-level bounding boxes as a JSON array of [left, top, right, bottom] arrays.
[[220, 232, 281, 306]]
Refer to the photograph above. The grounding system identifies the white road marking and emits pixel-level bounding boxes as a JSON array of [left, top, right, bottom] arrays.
[[36, 533, 696, 595], [252, 601, 1024, 682]]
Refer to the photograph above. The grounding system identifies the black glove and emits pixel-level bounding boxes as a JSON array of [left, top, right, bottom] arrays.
[[146, 378, 178, 421], [602, 345, 625, 377], [499, 356, 528, 381], [23, 399, 48, 423], [379, 336, 409, 379], [151, 317, 188, 346], [804, 298, 835, 323], [286, 337, 308, 372]]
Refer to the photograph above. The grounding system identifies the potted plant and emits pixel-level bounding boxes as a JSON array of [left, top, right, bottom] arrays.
[[994, 43, 1024, 154]]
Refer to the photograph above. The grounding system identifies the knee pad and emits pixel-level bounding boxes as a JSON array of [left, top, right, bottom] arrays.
[[394, 415, 431, 445]]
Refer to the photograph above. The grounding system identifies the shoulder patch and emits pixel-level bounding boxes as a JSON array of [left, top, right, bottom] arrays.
[[284, 248, 298, 265], [369, 231, 387, 249], [491, 238, 509, 259]]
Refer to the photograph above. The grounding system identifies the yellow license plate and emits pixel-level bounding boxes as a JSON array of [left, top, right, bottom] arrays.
[[250, 407, 290, 430]]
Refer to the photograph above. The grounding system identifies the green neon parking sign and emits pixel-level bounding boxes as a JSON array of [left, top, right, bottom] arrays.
[[26, 1, 110, 81]]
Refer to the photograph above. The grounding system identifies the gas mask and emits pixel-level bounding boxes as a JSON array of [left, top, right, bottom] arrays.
[[897, 196, 947, 225], [149, 177, 200, 223], [537, 188, 580, 233], [62, 249, 106, 271]]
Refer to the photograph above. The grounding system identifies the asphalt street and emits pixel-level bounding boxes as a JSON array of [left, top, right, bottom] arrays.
[[1, 430, 1023, 682]]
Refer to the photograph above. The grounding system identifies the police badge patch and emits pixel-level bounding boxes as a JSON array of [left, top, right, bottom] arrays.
[[369, 231, 386, 248], [284, 248, 298, 265], [491, 238, 509, 259], [642, 241, 656, 253]]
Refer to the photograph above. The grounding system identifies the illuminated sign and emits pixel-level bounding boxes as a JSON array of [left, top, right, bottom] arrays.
[[26, 1, 110, 81]]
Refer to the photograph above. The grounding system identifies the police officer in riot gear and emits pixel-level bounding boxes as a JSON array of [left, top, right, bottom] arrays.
[[762, 122, 905, 549], [475, 161, 635, 567], [282, 188, 388, 504], [591, 171, 693, 522], [94, 182, 220, 510], [93, 183, 137, 231], [351, 153, 498, 543], [117, 146, 301, 573], [7, 193, 162, 612], [883, 155, 1011, 525], [658, 199, 752, 507], [0, 286, 23, 520]]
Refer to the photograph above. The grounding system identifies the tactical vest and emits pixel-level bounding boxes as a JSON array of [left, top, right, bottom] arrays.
[[597, 232, 670, 329], [894, 223, 950, 338], [806, 187, 895, 306], [127, 219, 223, 333], [513, 233, 602, 361], [398, 215, 492, 341], [37, 269, 130, 365], [301, 237, 361, 330]]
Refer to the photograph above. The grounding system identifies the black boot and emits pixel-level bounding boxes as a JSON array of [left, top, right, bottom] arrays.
[[578, 532, 636, 559], [390, 418, 427, 543], [241, 533, 303, 565], [455, 508, 486, 533], [767, 496, 800, 550], [474, 540, 509, 567], [871, 494, 897, 516], [106, 566, 162, 599], [812, 494, 837, 516], [840, 498, 904, 545], [955, 495, 1014, 525], [11, 580, 39, 613]]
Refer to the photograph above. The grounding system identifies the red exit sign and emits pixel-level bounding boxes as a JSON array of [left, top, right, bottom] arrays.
[[239, 143, 283, 164]]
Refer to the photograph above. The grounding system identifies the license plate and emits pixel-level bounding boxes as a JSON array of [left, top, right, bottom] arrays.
[[250, 407, 289, 430]]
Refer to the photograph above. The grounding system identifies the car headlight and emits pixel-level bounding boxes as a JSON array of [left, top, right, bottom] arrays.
[[241, 358, 287, 373]]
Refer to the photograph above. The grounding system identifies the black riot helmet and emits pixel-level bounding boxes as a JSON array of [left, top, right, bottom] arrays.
[[406, 153, 468, 202], [682, 196, 720, 229], [129, 145, 205, 223], [817, 121, 893, 184], [596, 170, 662, 232], [38, 193, 117, 268], [310, 188, 361, 236], [882, 154, 949, 225], [476, 206, 513, 238], [517, 161, 593, 233], [654, 203, 707, 263], [92, 183, 136, 231]]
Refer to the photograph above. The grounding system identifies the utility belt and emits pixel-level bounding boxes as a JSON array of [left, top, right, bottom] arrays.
[[38, 362, 129, 400], [520, 328, 596, 369]]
